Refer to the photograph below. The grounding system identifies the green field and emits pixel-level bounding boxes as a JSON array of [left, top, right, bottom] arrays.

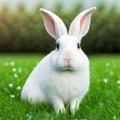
[[0, 54, 120, 120]]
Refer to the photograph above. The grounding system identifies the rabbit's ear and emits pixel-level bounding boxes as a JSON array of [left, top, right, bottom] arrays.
[[69, 7, 96, 40], [40, 8, 67, 40]]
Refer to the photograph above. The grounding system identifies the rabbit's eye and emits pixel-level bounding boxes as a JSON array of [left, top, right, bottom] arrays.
[[77, 43, 80, 49], [56, 43, 60, 50]]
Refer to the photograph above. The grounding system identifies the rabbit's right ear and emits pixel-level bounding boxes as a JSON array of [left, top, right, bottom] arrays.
[[40, 8, 67, 40], [69, 7, 96, 40]]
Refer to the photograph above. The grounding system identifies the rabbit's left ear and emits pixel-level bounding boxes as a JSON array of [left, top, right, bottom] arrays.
[[69, 7, 96, 40], [40, 8, 67, 40]]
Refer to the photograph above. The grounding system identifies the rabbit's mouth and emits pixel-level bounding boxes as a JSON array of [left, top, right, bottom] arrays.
[[56, 66, 78, 72], [62, 65, 75, 71], [55, 63, 79, 71]]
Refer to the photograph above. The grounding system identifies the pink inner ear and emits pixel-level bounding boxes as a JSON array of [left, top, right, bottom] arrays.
[[80, 14, 86, 28], [80, 12, 90, 28], [43, 12, 56, 38]]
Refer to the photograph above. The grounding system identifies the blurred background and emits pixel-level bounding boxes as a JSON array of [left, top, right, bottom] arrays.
[[0, 0, 120, 54]]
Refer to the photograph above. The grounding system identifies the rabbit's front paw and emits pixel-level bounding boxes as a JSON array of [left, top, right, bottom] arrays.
[[52, 98, 66, 113], [70, 98, 80, 115]]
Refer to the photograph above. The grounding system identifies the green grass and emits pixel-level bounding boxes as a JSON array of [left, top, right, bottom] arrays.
[[0, 54, 120, 120]]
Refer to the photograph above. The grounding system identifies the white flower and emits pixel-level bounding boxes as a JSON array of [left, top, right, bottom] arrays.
[[9, 83, 13, 88], [25, 114, 32, 120], [117, 80, 120, 84], [103, 78, 108, 83], [16, 86, 21, 90], [14, 73, 18, 78], [18, 67, 22, 73], [110, 71, 114, 76], [12, 68, 17, 72], [106, 62, 110, 67], [26, 114, 29, 117], [100, 102, 103, 106], [10, 61, 15, 66], [29, 115, 32, 120], [10, 94, 15, 98], [113, 115, 117, 120]]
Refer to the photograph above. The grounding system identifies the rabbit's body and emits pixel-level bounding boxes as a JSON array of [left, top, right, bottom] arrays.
[[21, 7, 96, 114], [21, 45, 89, 104]]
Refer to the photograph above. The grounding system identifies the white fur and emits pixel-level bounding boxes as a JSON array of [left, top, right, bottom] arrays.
[[21, 7, 96, 114]]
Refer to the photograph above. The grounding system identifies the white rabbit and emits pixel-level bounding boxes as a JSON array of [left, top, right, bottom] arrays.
[[21, 7, 96, 114]]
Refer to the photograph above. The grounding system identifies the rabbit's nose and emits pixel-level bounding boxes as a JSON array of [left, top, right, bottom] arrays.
[[64, 58, 72, 64]]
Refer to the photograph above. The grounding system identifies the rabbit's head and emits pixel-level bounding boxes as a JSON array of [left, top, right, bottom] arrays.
[[40, 7, 96, 71]]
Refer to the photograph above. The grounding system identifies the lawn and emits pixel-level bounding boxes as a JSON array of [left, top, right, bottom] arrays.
[[0, 54, 120, 120]]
